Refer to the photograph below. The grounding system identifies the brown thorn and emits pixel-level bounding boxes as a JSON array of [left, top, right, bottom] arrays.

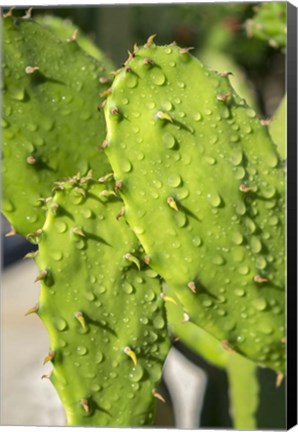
[[239, 184, 254, 192], [144, 255, 150, 265], [116, 207, 126, 220], [26, 155, 37, 165], [222, 340, 234, 353], [101, 139, 109, 150], [144, 34, 157, 48], [99, 76, 109, 84], [220, 71, 234, 77], [115, 180, 122, 192], [100, 87, 112, 98], [179, 47, 194, 54], [187, 281, 197, 294], [254, 274, 268, 283], [34, 270, 47, 283], [43, 350, 55, 365], [5, 226, 16, 237], [260, 118, 271, 126], [97, 100, 106, 111], [3, 7, 15, 17], [276, 372, 284, 387], [143, 58, 154, 66], [67, 29, 78, 42], [22, 7, 33, 19], [80, 399, 90, 414], [152, 388, 166, 403], [25, 66, 39, 74], [217, 92, 232, 102], [25, 303, 39, 316]]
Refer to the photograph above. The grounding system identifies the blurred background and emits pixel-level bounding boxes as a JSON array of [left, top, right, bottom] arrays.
[[1, 2, 286, 428]]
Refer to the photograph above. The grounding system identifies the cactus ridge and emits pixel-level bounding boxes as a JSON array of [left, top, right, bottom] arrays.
[[2, 15, 111, 235], [33, 172, 170, 426], [104, 41, 285, 372]]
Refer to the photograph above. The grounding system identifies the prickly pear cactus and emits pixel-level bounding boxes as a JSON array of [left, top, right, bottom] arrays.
[[2, 13, 111, 235], [35, 14, 113, 69], [246, 2, 287, 49], [104, 40, 285, 373], [31, 172, 170, 426]]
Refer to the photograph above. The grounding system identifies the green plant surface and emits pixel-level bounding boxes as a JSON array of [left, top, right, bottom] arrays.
[[227, 354, 259, 429], [2, 14, 111, 235], [246, 2, 287, 49], [104, 40, 285, 373], [269, 95, 286, 159], [35, 14, 113, 69], [32, 173, 170, 426]]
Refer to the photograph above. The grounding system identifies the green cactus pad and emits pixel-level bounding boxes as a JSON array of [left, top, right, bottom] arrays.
[[246, 2, 287, 49], [2, 14, 111, 235], [269, 95, 286, 160], [104, 41, 285, 372], [35, 14, 114, 69], [34, 173, 170, 426]]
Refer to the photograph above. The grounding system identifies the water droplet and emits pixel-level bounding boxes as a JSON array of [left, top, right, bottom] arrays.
[[175, 212, 187, 228], [167, 174, 182, 188], [145, 290, 155, 302], [202, 299, 213, 308], [256, 256, 267, 270], [268, 216, 279, 226], [246, 108, 256, 118], [245, 218, 256, 233], [204, 156, 216, 165], [85, 291, 96, 301], [253, 298, 267, 311], [77, 346, 88, 356], [165, 47, 172, 54], [121, 159, 132, 173], [11, 87, 25, 101], [258, 322, 273, 335], [126, 74, 138, 89], [263, 185, 276, 198], [266, 152, 278, 168], [238, 265, 250, 275], [235, 201, 246, 215], [212, 254, 225, 265], [128, 364, 144, 382], [51, 250, 63, 261], [83, 208, 93, 219], [230, 134, 240, 143], [234, 288, 245, 297], [250, 236, 262, 253], [161, 101, 172, 111], [95, 351, 104, 363], [140, 317, 149, 325], [55, 220, 67, 233], [204, 108, 212, 116], [207, 192, 222, 207], [176, 188, 189, 200], [150, 68, 166, 86], [192, 236, 202, 247], [232, 232, 243, 245], [234, 167, 246, 179], [54, 317, 67, 331], [145, 269, 158, 278], [123, 282, 134, 294], [91, 383, 101, 392], [177, 81, 185, 88], [193, 112, 202, 121]]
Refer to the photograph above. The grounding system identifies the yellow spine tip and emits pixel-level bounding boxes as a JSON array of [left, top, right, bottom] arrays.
[[152, 388, 166, 403], [124, 346, 138, 366]]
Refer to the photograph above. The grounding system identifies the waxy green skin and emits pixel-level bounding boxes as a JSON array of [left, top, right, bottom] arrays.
[[2, 16, 110, 235], [35, 174, 170, 426], [104, 42, 285, 372], [246, 2, 287, 49]]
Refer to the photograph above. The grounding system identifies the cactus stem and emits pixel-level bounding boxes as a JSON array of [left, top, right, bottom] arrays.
[[216, 92, 232, 102], [22, 8, 32, 19], [75, 311, 87, 330], [276, 371, 284, 387], [35, 270, 48, 283], [152, 388, 166, 403], [124, 253, 141, 270], [26, 155, 37, 165], [72, 227, 85, 237], [116, 207, 126, 220], [253, 274, 268, 283], [5, 226, 16, 237], [25, 66, 40, 74], [156, 111, 173, 123], [25, 303, 39, 316], [123, 346, 138, 366], [160, 293, 177, 305], [187, 281, 197, 293], [43, 350, 55, 365], [167, 196, 178, 211], [80, 399, 90, 414], [222, 340, 234, 353], [3, 7, 15, 18], [144, 34, 157, 48]]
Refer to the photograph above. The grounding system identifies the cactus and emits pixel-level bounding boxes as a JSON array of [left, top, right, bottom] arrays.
[[245, 2, 287, 49], [31, 172, 170, 426], [269, 95, 286, 160], [104, 39, 285, 373], [35, 14, 113, 69], [2, 14, 111, 235]]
